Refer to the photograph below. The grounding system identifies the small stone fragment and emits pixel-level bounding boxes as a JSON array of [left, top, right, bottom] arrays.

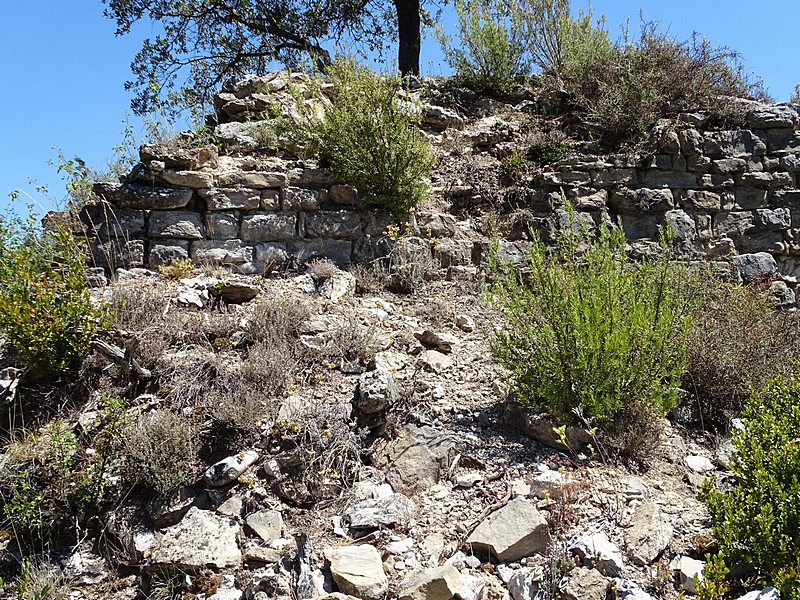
[[204, 450, 260, 486], [325, 545, 388, 600]]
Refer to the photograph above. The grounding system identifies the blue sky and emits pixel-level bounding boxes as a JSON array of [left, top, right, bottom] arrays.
[[1, 1, 798, 217]]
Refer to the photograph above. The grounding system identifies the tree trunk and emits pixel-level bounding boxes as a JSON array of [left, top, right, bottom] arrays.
[[394, 0, 421, 75]]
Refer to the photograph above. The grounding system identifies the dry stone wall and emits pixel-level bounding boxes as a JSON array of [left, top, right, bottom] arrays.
[[67, 72, 800, 303]]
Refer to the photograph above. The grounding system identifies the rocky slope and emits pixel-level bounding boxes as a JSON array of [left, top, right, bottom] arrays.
[[3, 72, 795, 599]]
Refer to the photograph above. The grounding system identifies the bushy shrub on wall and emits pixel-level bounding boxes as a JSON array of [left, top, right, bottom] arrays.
[[701, 371, 800, 599], [485, 215, 695, 452], [295, 58, 435, 218]]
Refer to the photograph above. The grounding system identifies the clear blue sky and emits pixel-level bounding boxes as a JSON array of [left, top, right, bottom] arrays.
[[1, 1, 798, 217]]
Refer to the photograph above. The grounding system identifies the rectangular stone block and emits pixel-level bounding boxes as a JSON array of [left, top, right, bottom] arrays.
[[755, 208, 791, 231], [217, 171, 287, 188], [149, 211, 205, 239], [287, 239, 352, 265], [713, 211, 756, 238], [161, 170, 215, 188], [80, 204, 145, 240], [734, 188, 769, 210], [149, 240, 190, 267], [283, 187, 320, 210], [241, 213, 297, 242], [303, 212, 362, 239], [190, 240, 253, 264], [704, 130, 767, 158], [610, 188, 674, 214], [90, 238, 145, 270], [261, 189, 281, 210], [200, 187, 260, 210], [93, 182, 192, 210], [205, 212, 240, 239], [255, 242, 288, 265]]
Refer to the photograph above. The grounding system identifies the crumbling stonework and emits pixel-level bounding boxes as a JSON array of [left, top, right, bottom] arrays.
[[57, 72, 800, 303]]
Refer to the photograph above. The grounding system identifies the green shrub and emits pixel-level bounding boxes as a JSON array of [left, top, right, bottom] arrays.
[[0, 211, 109, 376], [685, 281, 800, 428], [547, 18, 766, 144], [701, 370, 800, 598], [485, 216, 694, 433], [439, 0, 530, 94], [295, 58, 434, 218], [124, 410, 197, 495]]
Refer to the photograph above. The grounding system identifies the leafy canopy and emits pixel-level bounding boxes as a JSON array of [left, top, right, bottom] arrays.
[[103, 0, 426, 115]]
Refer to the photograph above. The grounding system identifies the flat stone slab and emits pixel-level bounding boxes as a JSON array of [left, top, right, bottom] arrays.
[[150, 507, 242, 570], [466, 497, 551, 561]]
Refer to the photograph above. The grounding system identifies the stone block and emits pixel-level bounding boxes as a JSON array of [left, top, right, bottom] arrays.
[[738, 233, 784, 254], [713, 211, 756, 238], [205, 212, 240, 239], [747, 105, 799, 129], [704, 130, 767, 157], [736, 172, 773, 187], [767, 129, 800, 154], [711, 158, 747, 174], [733, 252, 778, 283], [254, 242, 288, 265], [149, 241, 190, 267], [161, 170, 215, 188], [200, 187, 260, 210], [755, 208, 791, 231], [191, 240, 253, 264], [149, 211, 205, 239], [90, 238, 145, 270], [734, 188, 769, 209], [241, 213, 297, 242], [610, 188, 674, 214], [283, 187, 320, 210], [593, 169, 637, 187], [93, 182, 192, 210], [287, 239, 352, 265], [79, 204, 145, 240], [683, 190, 721, 212], [328, 184, 358, 206], [303, 212, 363, 239], [261, 189, 281, 210], [217, 171, 286, 188], [617, 214, 660, 239], [678, 129, 704, 155]]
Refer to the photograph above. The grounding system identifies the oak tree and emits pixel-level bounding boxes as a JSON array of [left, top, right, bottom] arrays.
[[103, 0, 429, 115]]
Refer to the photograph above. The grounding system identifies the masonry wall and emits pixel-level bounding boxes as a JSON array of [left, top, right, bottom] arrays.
[[67, 72, 800, 303]]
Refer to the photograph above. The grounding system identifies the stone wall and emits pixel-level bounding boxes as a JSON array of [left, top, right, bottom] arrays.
[[64, 72, 800, 302]]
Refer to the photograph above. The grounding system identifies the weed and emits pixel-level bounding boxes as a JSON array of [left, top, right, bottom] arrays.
[[0, 212, 111, 377], [158, 258, 195, 280], [9, 558, 72, 600], [124, 409, 198, 496], [685, 280, 800, 430]]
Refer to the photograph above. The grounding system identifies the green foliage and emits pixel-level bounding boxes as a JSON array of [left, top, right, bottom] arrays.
[[439, 0, 529, 94], [696, 553, 730, 600], [0, 211, 109, 377], [124, 409, 197, 496], [791, 84, 800, 104], [297, 58, 435, 217], [10, 559, 72, 600], [701, 371, 800, 599], [485, 215, 694, 431], [501, 151, 531, 180], [686, 281, 800, 427], [104, 0, 429, 115], [1, 398, 129, 539], [547, 16, 766, 144]]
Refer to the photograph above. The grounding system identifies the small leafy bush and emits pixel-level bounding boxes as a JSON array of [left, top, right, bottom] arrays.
[[158, 257, 195, 280], [295, 58, 435, 217], [124, 409, 197, 495], [685, 281, 800, 428], [701, 371, 800, 598], [485, 216, 694, 436], [0, 212, 110, 376], [439, 0, 529, 94]]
